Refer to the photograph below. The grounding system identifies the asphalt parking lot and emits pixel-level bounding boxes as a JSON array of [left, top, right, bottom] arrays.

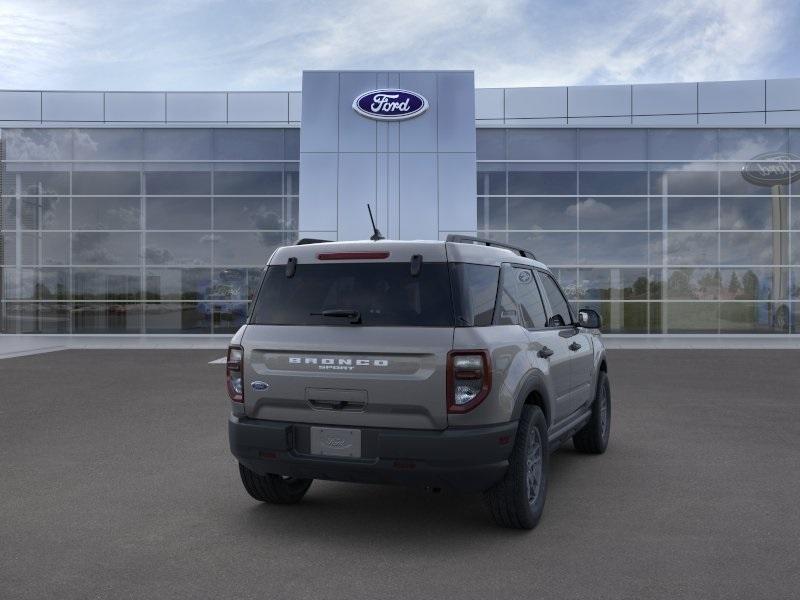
[[2, 349, 799, 600]]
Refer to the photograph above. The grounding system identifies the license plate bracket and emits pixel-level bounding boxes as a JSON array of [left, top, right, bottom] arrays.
[[309, 427, 362, 458]]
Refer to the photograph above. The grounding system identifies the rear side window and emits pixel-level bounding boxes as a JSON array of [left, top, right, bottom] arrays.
[[495, 265, 548, 328], [450, 263, 499, 326], [250, 262, 453, 327], [539, 272, 573, 326]]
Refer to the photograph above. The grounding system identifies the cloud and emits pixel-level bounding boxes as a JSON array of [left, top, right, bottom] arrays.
[[0, 0, 796, 90]]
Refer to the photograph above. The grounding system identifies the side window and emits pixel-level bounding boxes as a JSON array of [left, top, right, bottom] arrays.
[[494, 265, 548, 328], [539, 272, 573, 327], [495, 266, 521, 325], [450, 263, 500, 326], [514, 268, 548, 329]]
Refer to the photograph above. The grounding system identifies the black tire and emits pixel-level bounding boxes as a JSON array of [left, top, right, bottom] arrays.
[[484, 405, 549, 530], [238, 463, 312, 504], [573, 371, 611, 454]]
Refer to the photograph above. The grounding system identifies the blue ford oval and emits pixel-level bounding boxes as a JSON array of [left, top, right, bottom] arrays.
[[352, 89, 428, 121]]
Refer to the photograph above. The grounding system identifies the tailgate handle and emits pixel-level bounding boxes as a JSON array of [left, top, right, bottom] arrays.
[[306, 388, 367, 412], [309, 399, 366, 411]]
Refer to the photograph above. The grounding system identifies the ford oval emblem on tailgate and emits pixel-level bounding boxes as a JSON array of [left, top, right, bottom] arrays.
[[250, 381, 269, 391]]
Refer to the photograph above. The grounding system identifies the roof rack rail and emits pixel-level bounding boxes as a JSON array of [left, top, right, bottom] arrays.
[[445, 234, 536, 260], [296, 238, 333, 245]]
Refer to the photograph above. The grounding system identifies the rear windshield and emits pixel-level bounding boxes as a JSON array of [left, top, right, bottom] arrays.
[[250, 262, 454, 327]]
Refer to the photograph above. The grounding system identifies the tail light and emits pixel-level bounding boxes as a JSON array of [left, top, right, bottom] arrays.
[[447, 350, 491, 413], [227, 345, 244, 402]]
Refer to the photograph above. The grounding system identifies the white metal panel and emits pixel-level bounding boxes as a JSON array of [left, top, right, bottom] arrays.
[[766, 78, 800, 111], [387, 152, 400, 239], [300, 72, 339, 152], [166, 92, 226, 122], [438, 153, 477, 233], [398, 71, 437, 152], [504, 117, 567, 126], [0, 91, 41, 121], [698, 80, 764, 113], [698, 112, 765, 125], [437, 72, 476, 153], [568, 85, 631, 117], [376, 152, 389, 234], [288, 92, 302, 122], [632, 82, 696, 115], [569, 116, 632, 125], [339, 72, 377, 153], [399, 153, 437, 239], [228, 92, 288, 122], [632, 114, 698, 125], [388, 121, 399, 153], [476, 119, 507, 126], [299, 153, 338, 232], [376, 120, 389, 152], [505, 86, 567, 119], [337, 153, 377, 241], [475, 88, 504, 120], [765, 111, 800, 126], [105, 92, 165, 122], [42, 92, 103, 121]]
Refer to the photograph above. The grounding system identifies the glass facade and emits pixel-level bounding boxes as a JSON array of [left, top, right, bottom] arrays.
[[0, 128, 299, 333], [477, 128, 800, 334], [2, 124, 799, 336]]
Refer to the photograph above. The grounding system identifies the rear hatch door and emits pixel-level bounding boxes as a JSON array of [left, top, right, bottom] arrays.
[[242, 242, 453, 430]]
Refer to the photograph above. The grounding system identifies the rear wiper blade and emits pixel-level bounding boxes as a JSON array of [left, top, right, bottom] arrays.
[[310, 309, 362, 324]]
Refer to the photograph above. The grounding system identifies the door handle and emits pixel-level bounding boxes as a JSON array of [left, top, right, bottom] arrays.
[[568, 342, 582, 351], [537, 346, 554, 358]]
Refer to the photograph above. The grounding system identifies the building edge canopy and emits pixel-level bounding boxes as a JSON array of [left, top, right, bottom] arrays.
[[0, 77, 797, 128]]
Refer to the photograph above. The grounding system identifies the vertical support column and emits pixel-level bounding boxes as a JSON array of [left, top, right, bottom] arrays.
[[15, 172, 22, 333], [661, 176, 669, 334]]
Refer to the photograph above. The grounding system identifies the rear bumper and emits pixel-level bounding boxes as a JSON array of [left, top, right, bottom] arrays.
[[229, 415, 517, 492]]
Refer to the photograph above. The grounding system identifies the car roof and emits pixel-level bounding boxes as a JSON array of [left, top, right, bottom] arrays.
[[269, 239, 550, 271]]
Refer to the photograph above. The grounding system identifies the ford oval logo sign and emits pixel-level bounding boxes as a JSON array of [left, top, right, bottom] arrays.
[[353, 89, 428, 121], [741, 152, 800, 186]]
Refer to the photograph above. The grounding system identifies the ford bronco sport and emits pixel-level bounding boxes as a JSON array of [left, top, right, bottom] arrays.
[[227, 235, 610, 529]]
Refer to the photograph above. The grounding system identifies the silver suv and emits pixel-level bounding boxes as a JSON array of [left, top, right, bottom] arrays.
[[227, 235, 610, 529]]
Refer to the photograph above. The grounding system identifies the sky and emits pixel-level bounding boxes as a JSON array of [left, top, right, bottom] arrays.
[[0, 0, 798, 91]]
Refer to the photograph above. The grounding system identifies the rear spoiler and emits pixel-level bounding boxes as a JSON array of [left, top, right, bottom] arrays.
[[296, 238, 333, 245]]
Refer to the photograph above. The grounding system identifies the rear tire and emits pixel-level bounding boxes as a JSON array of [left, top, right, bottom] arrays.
[[572, 371, 611, 454], [238, 463, 312, 504], [484, 405, 549, 530]]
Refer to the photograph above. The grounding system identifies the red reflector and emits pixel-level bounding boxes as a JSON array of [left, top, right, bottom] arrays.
[[498, 435, 511, 445], [258, 451, 277, 459], [318, 252, 390, 260]]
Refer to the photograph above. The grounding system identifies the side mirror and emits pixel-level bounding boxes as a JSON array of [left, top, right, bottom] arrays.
[[578, 309, 602, 329]]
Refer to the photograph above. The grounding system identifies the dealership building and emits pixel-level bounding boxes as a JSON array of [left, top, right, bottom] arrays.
[[1, 70, 799, 337]]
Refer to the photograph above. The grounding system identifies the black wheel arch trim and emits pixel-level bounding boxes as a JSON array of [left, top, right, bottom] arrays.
[[510, 369, 554, 428]]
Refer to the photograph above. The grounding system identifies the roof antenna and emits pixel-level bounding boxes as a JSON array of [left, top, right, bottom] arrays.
[[367, 204, 385, 241]]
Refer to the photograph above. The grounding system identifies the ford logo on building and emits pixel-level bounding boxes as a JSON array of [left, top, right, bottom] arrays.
[[353, 89, 428, 121], [741, 152, 800, 186]]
